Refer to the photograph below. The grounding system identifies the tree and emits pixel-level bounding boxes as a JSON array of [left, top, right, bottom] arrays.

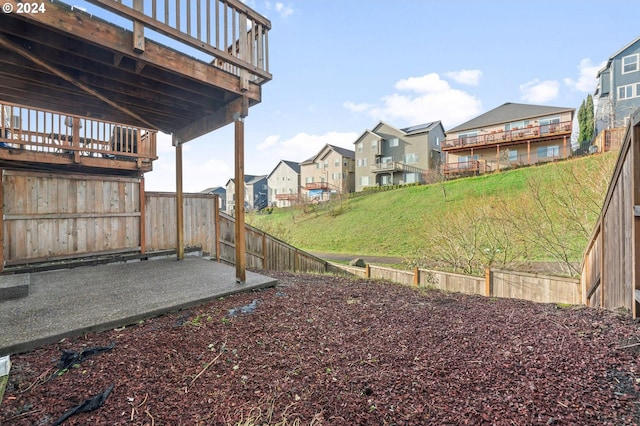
[[578, 94, 595, 142]]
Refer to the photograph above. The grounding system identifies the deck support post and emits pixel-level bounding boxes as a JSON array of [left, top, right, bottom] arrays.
[[234, 105, 247, 283], [175, 136, 184, 260]]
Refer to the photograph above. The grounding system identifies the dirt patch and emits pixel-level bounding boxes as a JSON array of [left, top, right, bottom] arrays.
[[1, 271, 639, 425]]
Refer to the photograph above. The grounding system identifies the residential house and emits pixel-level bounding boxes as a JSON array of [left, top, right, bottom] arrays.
[[200, 186, 227, 211], [267, 160, 301, 208], [300, 144, 355, 201], [595, 36, 640, 136], [353, 121, 445, 192], [442, 103, 574, 176], [225, 175, 268, 214]]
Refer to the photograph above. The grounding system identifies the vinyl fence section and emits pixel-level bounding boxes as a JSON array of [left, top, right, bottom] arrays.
[[580, 112, 640, 317]]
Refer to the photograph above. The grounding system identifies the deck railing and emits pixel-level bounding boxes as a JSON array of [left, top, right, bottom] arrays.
[[370, 161, 425, 175], [86, 0, 271, 83], [0, 101, 157, 163], [443, 160, 490, 175], [443, 121, 572, 150]]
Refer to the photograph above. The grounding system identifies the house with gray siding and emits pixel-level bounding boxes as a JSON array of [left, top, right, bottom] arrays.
[[200, 186, 226, 211], [225, 175, 268, 214], [595, 36, 640, 134], [353, 121, 445, 192], [267, 160, 301, 208]]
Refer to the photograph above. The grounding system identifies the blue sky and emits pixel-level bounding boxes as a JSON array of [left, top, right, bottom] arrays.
[[139, 0, 639, 192]]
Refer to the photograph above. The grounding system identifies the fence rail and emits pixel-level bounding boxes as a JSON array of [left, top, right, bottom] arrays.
[[0, 101, 157, 165], [86, 0, 271, 83]]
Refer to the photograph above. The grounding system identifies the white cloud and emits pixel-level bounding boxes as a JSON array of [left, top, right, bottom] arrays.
[[445, 69, 482, 86], [344, 101, 375, 113], [255, 131, 358, 164], [345, 73, 482, 129], [564, 58, 605, 92], [275, 2, 293, 18], [519, 79, 560, 103]]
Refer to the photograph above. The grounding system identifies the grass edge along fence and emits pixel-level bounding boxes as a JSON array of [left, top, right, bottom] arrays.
[[335, 263, 581, 306]]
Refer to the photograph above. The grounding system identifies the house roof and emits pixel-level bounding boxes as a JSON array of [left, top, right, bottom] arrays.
[[267, 160, 300, 179], [355, 121, 443, 144], [446, 103, 575, 133], [301, 143, 355, 164], [596, 36, 640, 78], [200, 186, 226, 195], [226, 174, 266, 187]]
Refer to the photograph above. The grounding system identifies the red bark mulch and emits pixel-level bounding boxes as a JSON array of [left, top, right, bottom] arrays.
[[1, 271, 639, 425]]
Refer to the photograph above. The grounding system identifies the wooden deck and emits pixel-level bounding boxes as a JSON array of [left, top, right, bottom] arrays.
[[0, 0, 271, 143], [442, 121, 572, 153], [1, 101, 157, 174]]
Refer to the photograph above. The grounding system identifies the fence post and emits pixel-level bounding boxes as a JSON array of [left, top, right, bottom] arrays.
[[365, 264, 370, 279], [214, 195, 220, 262], [485, 267, 492, 297], [413, 266, 419, 286]]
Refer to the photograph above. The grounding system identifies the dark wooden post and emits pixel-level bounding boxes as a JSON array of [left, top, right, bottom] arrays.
[[175, 136, 184, 260], [234, 111, 246, 283], [132, 0, 145, 53]]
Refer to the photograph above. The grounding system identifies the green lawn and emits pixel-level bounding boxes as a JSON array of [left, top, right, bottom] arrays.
[[248, 153, 616, 275]]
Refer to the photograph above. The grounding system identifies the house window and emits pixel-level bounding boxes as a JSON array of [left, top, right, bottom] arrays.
[[388, 138, 399, 147], [357, 158, 368, 167], [435, 137, 440, 147], [537, 145, 559, 159], [360, 176, 370, 186], [371, 140, 378, 149], [306, 177, 314, 183], [622, 54, 639, 74], [618, 84, 635, 100], [381, 156, 393, 164], [403, 153, 418, 164], [316, 163, 321, 169], [334, 158, 340, 166], [404, 172, 419, 184], [458, 132, 478, 144], [357, 142, 363, 152], [381, 175, 392, 185], [509, 150, 518, 162]]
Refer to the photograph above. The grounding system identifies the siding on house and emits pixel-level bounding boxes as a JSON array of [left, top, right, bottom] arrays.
[[595, 36, 640, 133], [300, 144, 355, 200], [267, 160, 301, 207], [354, 121, 445, 192]]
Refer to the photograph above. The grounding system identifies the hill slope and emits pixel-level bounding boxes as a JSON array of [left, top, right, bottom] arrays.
[[248, 153, 617, 276]]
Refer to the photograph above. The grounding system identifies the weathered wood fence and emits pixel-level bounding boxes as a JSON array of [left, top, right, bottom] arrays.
[[0, 169, 584, 306], [337, 264, 581, 305], [581, 111, 640, 317]]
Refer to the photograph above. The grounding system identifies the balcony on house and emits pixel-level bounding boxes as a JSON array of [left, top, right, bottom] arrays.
[[442, 121, 573, 152], [304, 181, 330, 191], [0, 101, 156, 174], [370, 161, 425, 175], [1, 0, 271, 145], [442, 160, 491, 176]]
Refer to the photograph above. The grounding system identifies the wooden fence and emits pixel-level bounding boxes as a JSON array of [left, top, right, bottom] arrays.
[[581, 112, 640, 317], [0, 170, 584, 306], [338, 264, 580, 305]]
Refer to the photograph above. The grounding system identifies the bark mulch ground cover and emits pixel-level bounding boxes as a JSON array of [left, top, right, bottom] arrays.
[[1, 271, 640, 425]]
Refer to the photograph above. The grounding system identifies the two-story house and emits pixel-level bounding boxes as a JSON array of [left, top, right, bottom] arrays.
[[200, 186, 227, 211], [267, 160, 301, 208], [300, 144, 355, 201], [442, 103, 574, 176], [225, 175, 268, 214], [595, 36, 640, 135], [353, 121, 445, 192]]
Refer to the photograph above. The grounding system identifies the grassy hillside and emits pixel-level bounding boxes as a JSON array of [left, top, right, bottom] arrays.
[[248, 153, 617, 275]]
